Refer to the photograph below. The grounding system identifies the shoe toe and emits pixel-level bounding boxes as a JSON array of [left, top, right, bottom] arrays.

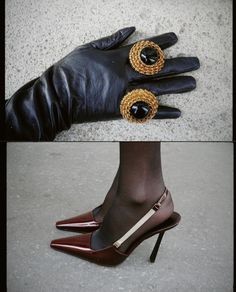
[[50, 233, 91, 248], [55, 218, 74, 229], [50, 233, 92, 254], [55, 211, 99, 232], [50, 233, 126, 266]]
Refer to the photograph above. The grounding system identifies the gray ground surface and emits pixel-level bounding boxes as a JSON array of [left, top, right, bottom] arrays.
[[6, 0, 232, 141], [7, 143, 233, 292]]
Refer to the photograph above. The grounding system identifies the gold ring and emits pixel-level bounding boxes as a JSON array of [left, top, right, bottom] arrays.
[[129, 40, 165, 75], [120, 89, 158, 123]]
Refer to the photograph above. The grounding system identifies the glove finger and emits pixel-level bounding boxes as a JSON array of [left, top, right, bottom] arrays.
[[90, 27, 136, 50], [119, 32, 178, 56], [127, 76, 196, 96], [127, 57, 200, 82], [154, 105, 181, 119]]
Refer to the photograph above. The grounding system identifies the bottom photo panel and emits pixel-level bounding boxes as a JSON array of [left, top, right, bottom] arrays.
[[7, 142, 233, 292]]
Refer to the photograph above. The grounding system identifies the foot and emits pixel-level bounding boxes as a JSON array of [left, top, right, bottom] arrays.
[[91, 187, 174, 253], [55, 169, 119, 232]]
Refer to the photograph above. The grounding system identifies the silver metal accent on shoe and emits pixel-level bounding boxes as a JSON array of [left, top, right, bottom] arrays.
[[113, 189, 168, 249]]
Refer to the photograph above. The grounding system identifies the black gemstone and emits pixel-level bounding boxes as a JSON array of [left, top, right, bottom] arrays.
[[140, 47, 159, 65], [130, 101, 150, 119]]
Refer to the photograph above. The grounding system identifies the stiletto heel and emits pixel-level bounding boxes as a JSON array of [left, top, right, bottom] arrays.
[[150, 231, 165, 263], [51, 188, 181, 266]]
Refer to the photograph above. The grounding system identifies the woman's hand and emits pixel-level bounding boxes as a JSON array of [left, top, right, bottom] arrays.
[[6, 27, 200, 141]]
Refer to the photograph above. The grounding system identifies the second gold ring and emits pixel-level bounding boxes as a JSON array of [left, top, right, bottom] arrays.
[[120, 89, 158, 123]]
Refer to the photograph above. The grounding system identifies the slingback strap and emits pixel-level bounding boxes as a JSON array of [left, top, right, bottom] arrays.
[[113, 188, 168, 248]]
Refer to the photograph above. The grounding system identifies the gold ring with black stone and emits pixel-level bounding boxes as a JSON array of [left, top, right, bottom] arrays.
[[120, 89, 158, 123], [129, 40, 165, 75]]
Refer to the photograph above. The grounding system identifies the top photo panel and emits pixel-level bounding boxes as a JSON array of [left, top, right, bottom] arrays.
[[5, 0, 232, 141]]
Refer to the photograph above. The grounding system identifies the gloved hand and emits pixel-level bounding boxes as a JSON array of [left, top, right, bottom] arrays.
[[5, 26, 200, 141]]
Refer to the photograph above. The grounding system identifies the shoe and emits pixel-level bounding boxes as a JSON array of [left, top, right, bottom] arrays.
[[51, 189, 181, 266], [55, 205, 102, 233]]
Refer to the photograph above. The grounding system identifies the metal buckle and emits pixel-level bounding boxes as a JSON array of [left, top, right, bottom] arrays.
[[153, 202, 162, 211]]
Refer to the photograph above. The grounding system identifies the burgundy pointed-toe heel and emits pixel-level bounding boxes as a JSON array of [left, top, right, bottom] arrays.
[[51, 189, 181, 266], [56, 205, 102, 233]]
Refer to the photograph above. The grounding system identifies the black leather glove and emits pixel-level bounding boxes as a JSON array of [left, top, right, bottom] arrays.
[[5, 26, 200, 141]]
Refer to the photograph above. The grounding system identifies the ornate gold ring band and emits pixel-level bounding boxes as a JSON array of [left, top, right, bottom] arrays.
[[120, 89, 158, 123], [129, 40, 165, 75]]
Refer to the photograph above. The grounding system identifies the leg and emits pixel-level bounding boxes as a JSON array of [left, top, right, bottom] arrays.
[[92, 142, 174, 252], [93, 168, 119, 221]]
